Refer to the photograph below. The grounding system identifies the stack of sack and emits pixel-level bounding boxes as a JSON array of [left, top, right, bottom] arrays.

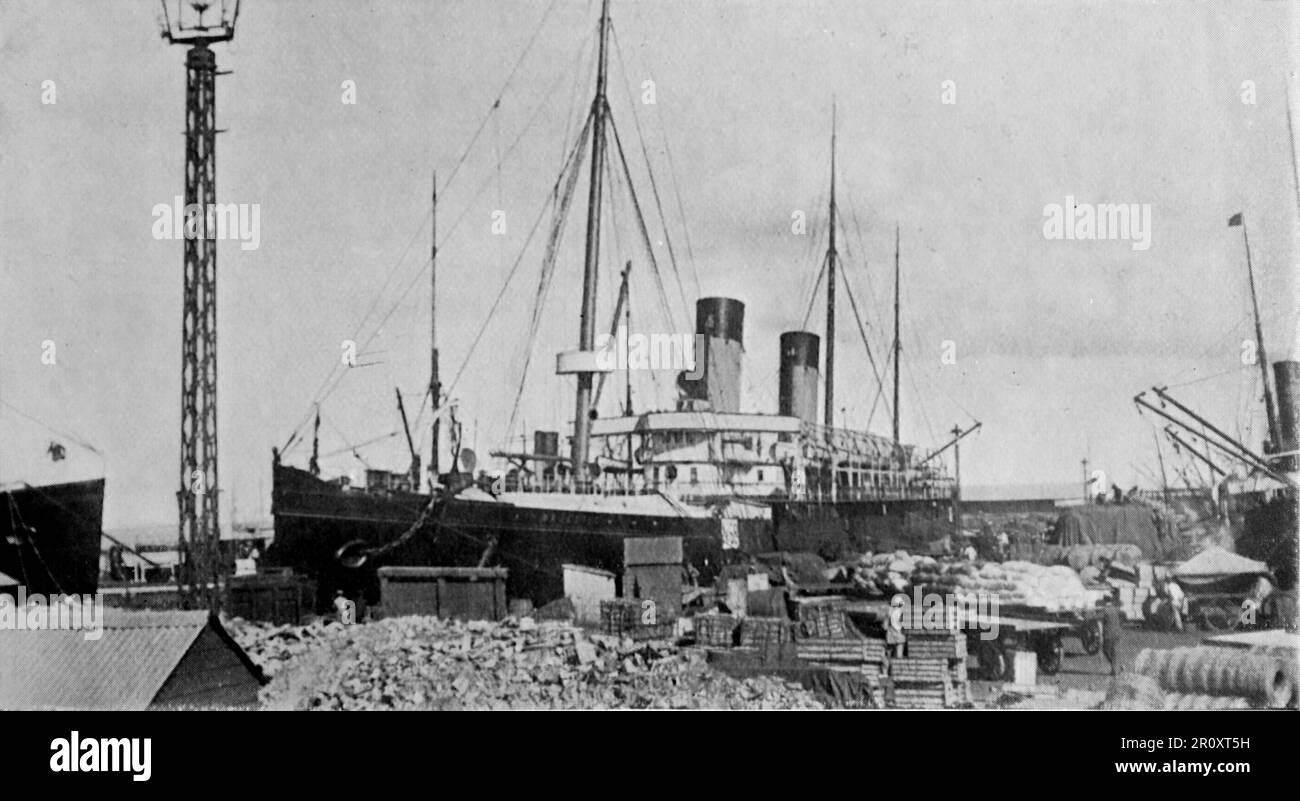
[[851, 551, 936, 595], [910, 560, 1090, 611]]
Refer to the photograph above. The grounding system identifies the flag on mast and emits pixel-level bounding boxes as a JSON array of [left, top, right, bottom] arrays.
[[1228, 212, 1243, 226]]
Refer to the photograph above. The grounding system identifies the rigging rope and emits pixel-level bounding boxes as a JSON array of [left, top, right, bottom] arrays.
[[435, 37, 594, 251], [0, 400, 102, 457], [801, 249, 829, 331], [316, 257, 433, 408], [607, 113, 683, 334], [839, 256, 890, 425], [286, 15, 587, 450], [444, 115, 597, 403], [439, 0, 563, 197], [505, 113, 594, 439], [612, 24, 692, 322]]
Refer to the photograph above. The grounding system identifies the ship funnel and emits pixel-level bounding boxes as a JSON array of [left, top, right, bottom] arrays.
[[677, 297, 744, 413], [1273, 360, 1300, 473], [779, 331, 820, 422], [533, 431, 559, 457]]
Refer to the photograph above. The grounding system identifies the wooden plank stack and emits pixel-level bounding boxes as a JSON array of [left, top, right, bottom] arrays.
[[886, 629, 971, 709], [797, 636, 890, 702], [890, 656, 952, 683], [889, 682, 962, 709], [888, 658, 959, 709], [906, 630, 967, 660], [797, 637, 888, 665]]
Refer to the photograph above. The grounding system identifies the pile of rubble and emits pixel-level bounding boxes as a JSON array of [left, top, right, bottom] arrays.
[[226, 616, 823, 710], [224, 616, 349, 680]]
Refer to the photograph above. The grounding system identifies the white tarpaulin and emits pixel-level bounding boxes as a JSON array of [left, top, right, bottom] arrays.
[[1173, 547, 1270, 578]]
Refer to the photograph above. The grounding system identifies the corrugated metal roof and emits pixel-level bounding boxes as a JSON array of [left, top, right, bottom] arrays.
[[0, 609, 210, 710]]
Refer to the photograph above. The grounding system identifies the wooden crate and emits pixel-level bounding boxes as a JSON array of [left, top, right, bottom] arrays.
[[627, 622, 676, 641], [797, 637, 888, 664], [888, 683, 955, 709], [694, 613, 739, 647], [890, 657, 953, 684], [905, 630, 967, 660], [600, 599, 642, 635], [795, 599, 851, 639], [740, 616, 796, 648]]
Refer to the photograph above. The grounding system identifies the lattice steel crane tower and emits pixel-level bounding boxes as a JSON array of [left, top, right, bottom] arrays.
[[158, 0, 240, 611]]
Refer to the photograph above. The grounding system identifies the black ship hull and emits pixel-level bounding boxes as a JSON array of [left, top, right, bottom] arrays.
[[269, 464, 725, 609], [1236, 489, 1299, 590], [0, 478, 105, 596], [270, 464, 955, 609], [770, 498, 955, 557]]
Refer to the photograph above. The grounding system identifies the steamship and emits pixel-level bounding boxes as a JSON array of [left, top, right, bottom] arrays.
[[0, 470, 104, 596], [269, 0, 963, 609]]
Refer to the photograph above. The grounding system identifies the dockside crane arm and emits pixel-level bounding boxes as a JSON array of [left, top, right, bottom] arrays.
[[1133, 390, 1293, 487], [917, 421, 982, 466]]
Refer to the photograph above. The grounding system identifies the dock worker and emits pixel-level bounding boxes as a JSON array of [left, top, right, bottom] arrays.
[[886, 596, 907, 658], [1101, 596, 1125, 676], [1163, 578, 1187, 632], [333, 590, 357, 624]]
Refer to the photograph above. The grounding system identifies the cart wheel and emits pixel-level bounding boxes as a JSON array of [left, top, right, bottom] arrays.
[[1079, 620, 1102, 655], [978, 640, 1008, 680], [1038, 641, 1063, 675]]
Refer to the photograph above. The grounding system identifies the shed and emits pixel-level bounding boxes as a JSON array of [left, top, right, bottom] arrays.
[[227, 571, 314, 625], [377, 566, 508, 621], [562, 564, 616, 624], [0, 610, 265, 710], [624, 537, 683, 623]]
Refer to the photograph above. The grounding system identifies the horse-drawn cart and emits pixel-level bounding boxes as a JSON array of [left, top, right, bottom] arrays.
[[1169, 547, 1275, 633]]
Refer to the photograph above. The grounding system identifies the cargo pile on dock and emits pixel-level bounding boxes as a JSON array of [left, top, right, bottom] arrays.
[[910, 560, 1091, 611], [227, 616, 823, 710]]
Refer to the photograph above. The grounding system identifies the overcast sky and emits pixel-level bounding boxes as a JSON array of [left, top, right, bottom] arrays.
[[2, 0, 1297, 533]]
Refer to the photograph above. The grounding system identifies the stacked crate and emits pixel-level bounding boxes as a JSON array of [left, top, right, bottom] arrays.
[[889, 659, 959, 709], [600, 599, 675, 641], [797, 636, 890, 696], [740, 616, 796, 649], [794, 599, 851, 639], [694, 612, 740, 647], [888, 630, 970, 709], [600, 599, 640, 635]]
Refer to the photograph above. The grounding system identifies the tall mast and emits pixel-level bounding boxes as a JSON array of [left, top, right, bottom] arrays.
[[1288, 85, 1300, 217], [823, 103, 837, 428], [430, 170, 440, 482], [623, 262, 633, 490], [892, 223, 901, 448], [570, 0, 612, 487], [951, 424, 962, 526], [1240, 213, 1279, 448]]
